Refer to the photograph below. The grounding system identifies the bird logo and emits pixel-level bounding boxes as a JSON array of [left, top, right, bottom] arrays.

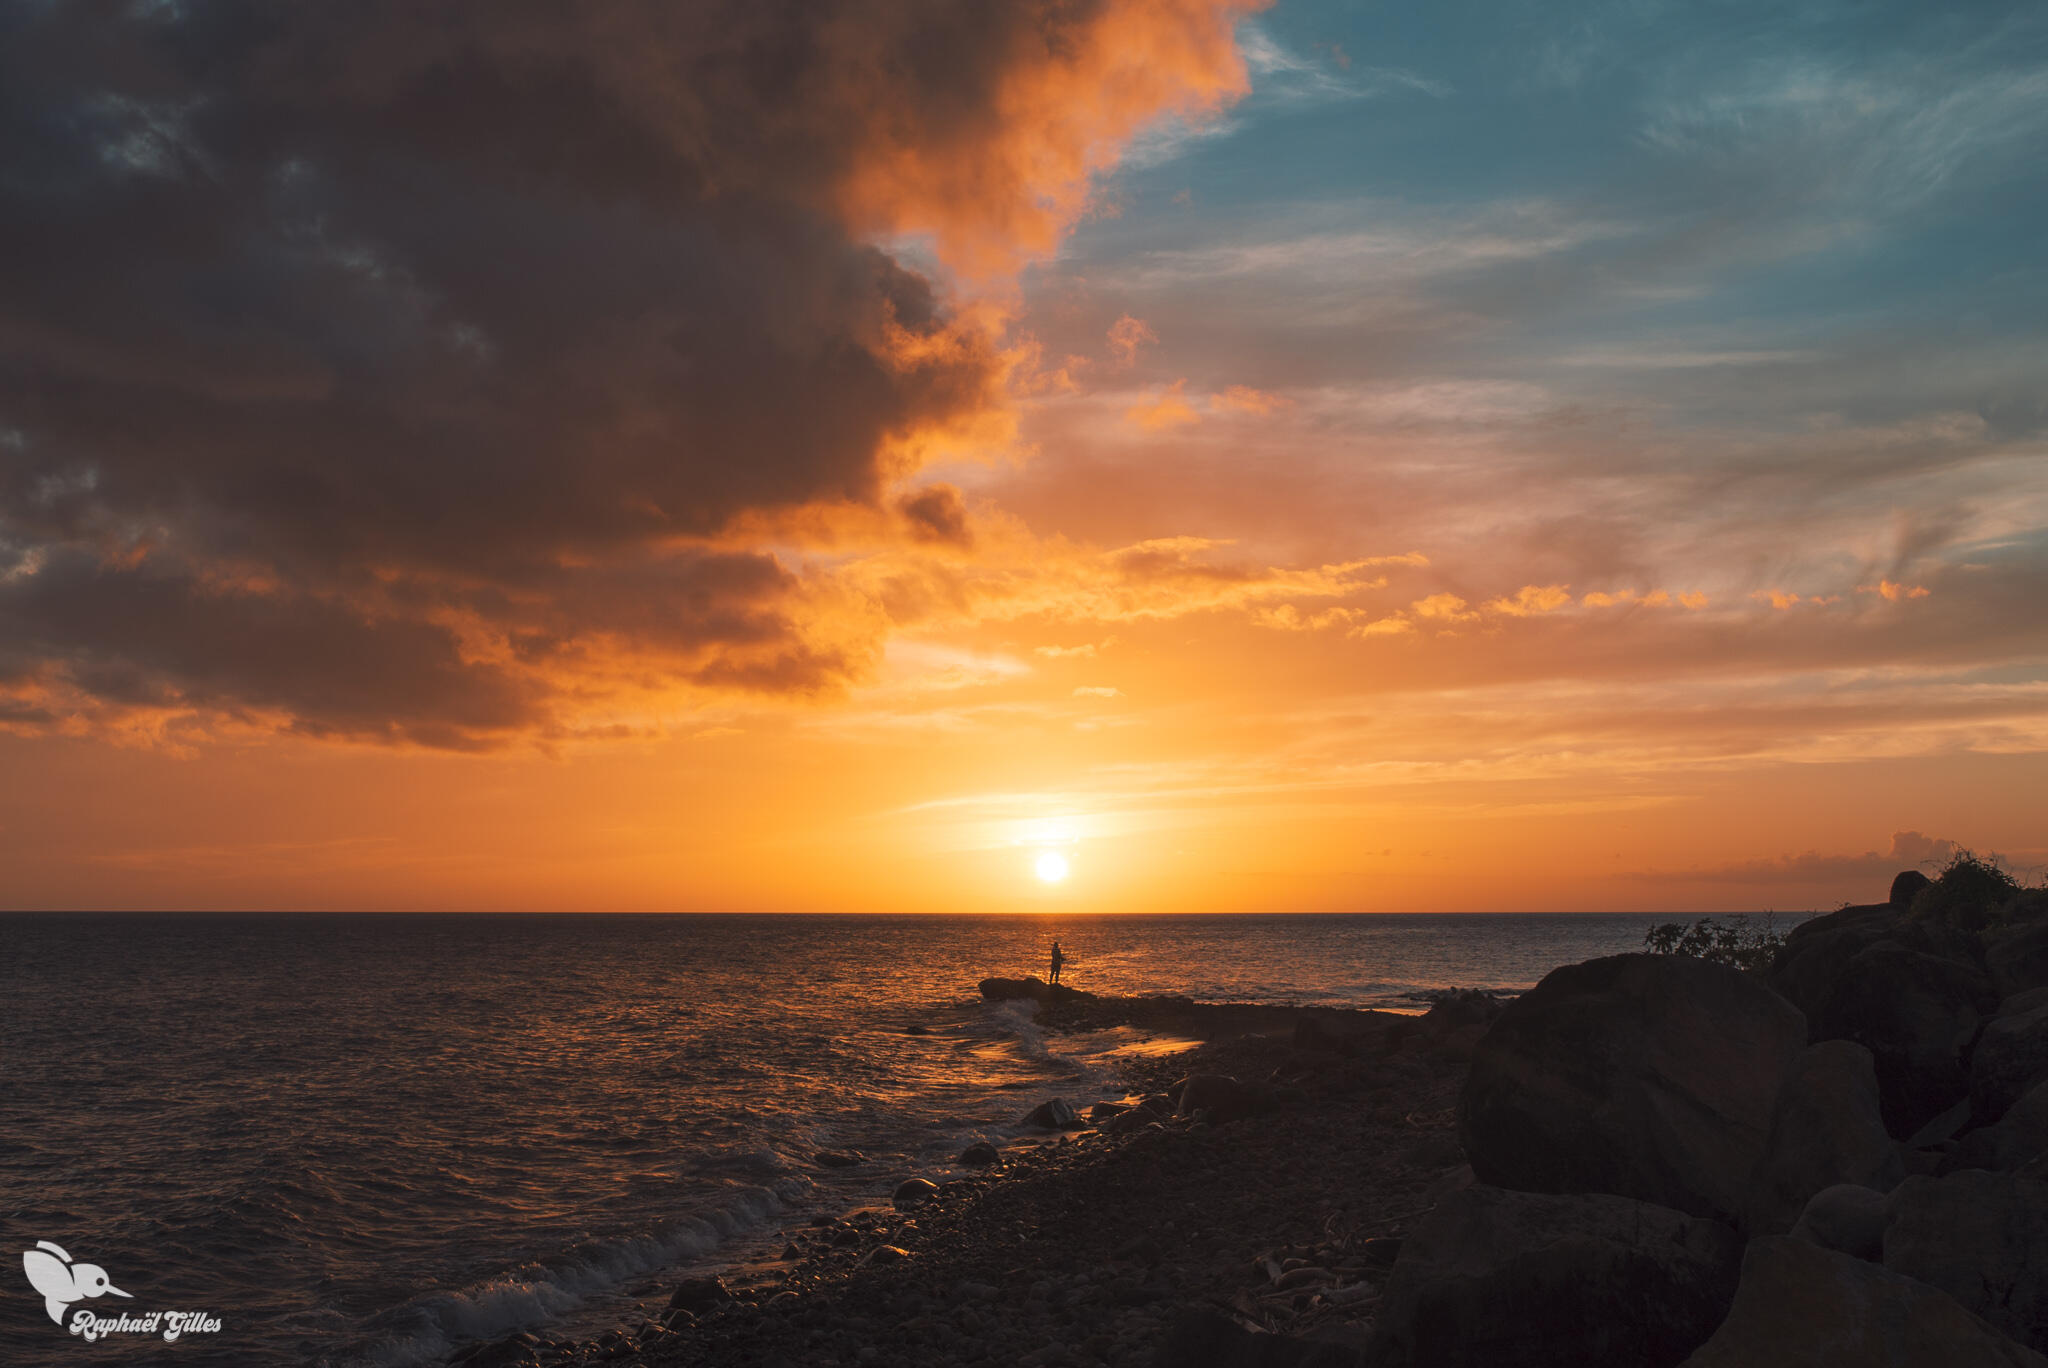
[[21, 1240, 133, 1326]]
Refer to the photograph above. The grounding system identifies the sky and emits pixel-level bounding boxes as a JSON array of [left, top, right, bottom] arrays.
[[1, 0, 2043, 913]]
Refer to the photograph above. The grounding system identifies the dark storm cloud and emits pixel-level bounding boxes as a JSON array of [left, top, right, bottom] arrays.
[[0, 0, 1218, 743]]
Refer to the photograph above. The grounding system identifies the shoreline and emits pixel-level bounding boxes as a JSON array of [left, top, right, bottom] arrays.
[[448, 991, 1485, 1368]]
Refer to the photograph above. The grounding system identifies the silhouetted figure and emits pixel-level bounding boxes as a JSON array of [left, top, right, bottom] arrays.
[[1049, 940, 1065, 985]]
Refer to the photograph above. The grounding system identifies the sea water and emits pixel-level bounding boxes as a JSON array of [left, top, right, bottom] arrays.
[[0, 911, 1763, 1365]]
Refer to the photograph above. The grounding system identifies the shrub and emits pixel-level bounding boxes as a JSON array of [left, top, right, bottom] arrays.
[[1909, 849, 2029, 933], [1643, 914, 1787, 974]]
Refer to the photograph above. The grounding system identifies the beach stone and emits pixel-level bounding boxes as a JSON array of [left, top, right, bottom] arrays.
[[1810, 942, 1997, 1137], [1788, 1182, 1891, 1261], [1744, 1040, 1903, 1234], [858, 1244, 911, 1268], [1974, 1000, 2048, 1123], [1884, 1170, 2048, 1351], [668, 1276, 730, 1314], [1458, 953, 1806, 1222], [814, 1149, 864, 1168], [1023, 1098, 1082, 1130], [1089, 1101, 1128, 1122], [1991, 921, 2048, 999], [1364, 1186, 1740, 1368], [1681, 1235, 2047, 1367], [957, 1140, 998, 1167], [893, 1178, 939, 1205]]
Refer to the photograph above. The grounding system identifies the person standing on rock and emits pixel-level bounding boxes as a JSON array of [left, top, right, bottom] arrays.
[[1049, 940, 1065, 986]]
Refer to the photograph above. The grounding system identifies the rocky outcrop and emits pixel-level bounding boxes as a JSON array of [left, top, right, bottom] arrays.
[[1809, 942, 1995, 1136], [1890, 870, 1932, 907], [1743, 1040, 1902, 1235], [978, 976, 1097, 1004], [1787, 1183, 1890, 1261], [1884, 1170, 2048, 1353], [1949, 1078, 2048, 1173], [1175, 1074, 1292, 1124], [1458, 953, 1806, 1223], [1363, 1186, 1741, 1368], [1990, 921, 2048, 999], [1975, 998, 2048, 1123], [1021, 1097, 1082, 1130], [1680, 1236, 2046, 1367]]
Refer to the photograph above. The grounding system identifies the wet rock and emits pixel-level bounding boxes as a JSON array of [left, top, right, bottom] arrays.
[[814, 1150, 865, 1168], [1088, 1101, 1128, 1122], [1365, 1186, 1741, 1368], [1974, 999, 2048, 1124], [1884, 1170, 2048, 1351], [1744, 1040, 1903, 1235], [1023, 1098, 1082, 1130], [1458, 953, 1805, 1222], [1810, 942, 1997, 1137], [893, 1178, 940, 1205], [1788, 1182, 1890, 1261], [858, 1244, 911, 1268], [979, 976, 1098, 1004], [1680, 1235, 2047, 1367], [668, 1276, 731, 1314], [958, 1140, 999, 1167]]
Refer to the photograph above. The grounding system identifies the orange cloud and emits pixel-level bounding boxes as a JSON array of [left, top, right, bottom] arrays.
[[839, 1, 1268, 276], [1127, 379, 1203, 430], [1756, 590, 1803, 610], [1484, 584, 1573, 617], [1108, 314, 1159, 366], [1213, 384, 1291, 416], [1412, 593, 1478, 624], [1863, 580, 1932, 601]]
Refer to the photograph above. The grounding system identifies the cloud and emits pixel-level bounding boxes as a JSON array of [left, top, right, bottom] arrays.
[[0, 0, 1261, 748], [1212, 384, 1290, 415], [1107, 314, 1159, 366], [1639, 831, 1962, 890], [1072, 685, 1123, 698], [1482, 584, 1573, 617], [1126, 379, 1203, 429]]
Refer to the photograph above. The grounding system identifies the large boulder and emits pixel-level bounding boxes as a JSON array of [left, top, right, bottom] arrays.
[[1363, 1186, 1741, 1368], [1744, 1040, 1903, 1234], [1767, 902, 1908, 1024], [1949, 1078, 2048, 1173], [1975, 1000, 2048, 1124], [1458, 954, 1806, 1223], [1990, 921, 2048, 999], [1890, 870, 1933, 907], [1680, 1235, 2046, 1367], [1884, 1170, 2048, 1352], [1810, 942, 1995, 1137], [1788, 1182, 1891, 1261]]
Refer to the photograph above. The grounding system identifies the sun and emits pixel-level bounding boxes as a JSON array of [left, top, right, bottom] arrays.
[[1034, 851, 1070, 884]]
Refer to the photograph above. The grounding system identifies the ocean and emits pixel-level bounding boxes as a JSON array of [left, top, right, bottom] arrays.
[[0, 911, 1768, 1365]]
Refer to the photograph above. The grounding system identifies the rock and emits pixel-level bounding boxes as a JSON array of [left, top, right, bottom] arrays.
[[978, 976, 1097, 1004], [858, 1244, 911, 1267], [1991, 921, 2048, 999], [1810, 941, 1996, 1136], [1890, 869, 1933, 906], [1788, 1182, 1891, 1261], [1294, 1017, 1358, 1056], [1458, 953, 1806, 1222], [1903, 1096, 1972, 1148], [957, 1140, 999, 1167], [1950, 1079, 2048, 1172], [667, 1276, 730, 1314], [1022, 1098, 1082, 1130], [1884, 1170, 2048, 1351], [1744, 1040, 1903, 1234], [1419, 989, 1503, 1036], [1974, 1000, 2048, 1123], [1174, 1074, 1287, 1124], [1088, 1101, 1128, 1122], [1681, 1235, 2046, 1367], [1767, 901, 1907, 1024], [1162, 1309, 1364, 1367], [892, 1178, 939, 1205], [814, 1149, 864, 1168], [1364, 1186, 1741, 1368]]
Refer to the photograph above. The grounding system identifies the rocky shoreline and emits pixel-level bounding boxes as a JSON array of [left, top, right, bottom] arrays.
[[455, 860, 2048, 1368]]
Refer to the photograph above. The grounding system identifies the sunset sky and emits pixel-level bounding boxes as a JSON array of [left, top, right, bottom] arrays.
[[2, 0, 2043, 913]]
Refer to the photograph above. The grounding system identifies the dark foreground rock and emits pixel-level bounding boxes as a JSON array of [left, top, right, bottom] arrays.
[[1680, 1235, 2047, 1367], [1458, 953, 1806, 1223], [980, 975, 1098, 1004], [1363, 1186, 1740, 1368], [1884, 1170, 2048, 1353], [1743, 1040, 1902, 1235]]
